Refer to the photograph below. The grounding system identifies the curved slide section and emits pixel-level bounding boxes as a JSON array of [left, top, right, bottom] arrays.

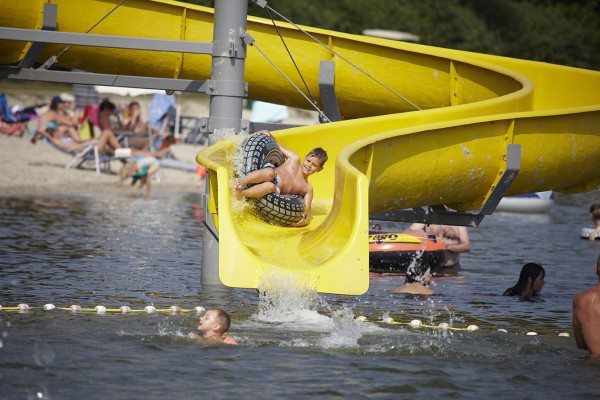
[[2, 0, 599, 294]]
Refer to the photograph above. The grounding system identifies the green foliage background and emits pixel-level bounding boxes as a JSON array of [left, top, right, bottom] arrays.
[[182, 0, 600, 70]]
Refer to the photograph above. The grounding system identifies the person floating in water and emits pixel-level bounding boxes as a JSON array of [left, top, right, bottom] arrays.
[[404, 221, 471, 272], [583, 204, 600, 241], [234, 130, 328, 227], [502, 262, 545, 301], [188, 308, 238, 345], [393, 263, 434, 295], [573, 253, 600, 357]]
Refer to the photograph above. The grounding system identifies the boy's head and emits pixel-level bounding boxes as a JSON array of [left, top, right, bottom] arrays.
[[308, 147, 328, 167], [197, 308, 231, 336], [99, 100, 116, 114], [119, 162, 137, 183], [405, 263, 431, 285], [302, 147, 328, 177]]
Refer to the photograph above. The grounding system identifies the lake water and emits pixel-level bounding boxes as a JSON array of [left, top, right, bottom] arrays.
[[1, 189, 599, 399]]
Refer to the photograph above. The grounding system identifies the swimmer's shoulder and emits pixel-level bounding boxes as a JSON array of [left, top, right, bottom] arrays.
[[223, 336, 238, 345]]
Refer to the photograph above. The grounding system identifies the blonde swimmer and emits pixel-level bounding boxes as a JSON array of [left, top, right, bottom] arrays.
[[119, 156, 160, 198]]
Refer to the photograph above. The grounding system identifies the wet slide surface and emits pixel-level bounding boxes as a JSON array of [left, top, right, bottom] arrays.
[[2, 0, 599, 294]]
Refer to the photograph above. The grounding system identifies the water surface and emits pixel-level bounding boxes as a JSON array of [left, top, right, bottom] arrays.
[[1, 189, 600, 399]]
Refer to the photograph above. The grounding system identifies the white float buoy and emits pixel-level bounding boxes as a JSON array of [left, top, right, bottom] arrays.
[[467, 325, 479, 332], [439, 322, 449, 330], [43, 304, 55, 311], [18, 303, 30, 311], [120, 306, 131, 313], [70, 305, 81, 312], [497, 329, 508, 333], [195, 306, 205, 314], [410, 319, 422, 327], [526, 331, 538, 336], [145, 306, 156, 313], [558, 332, 570, 337], [95, 305, 106, 314], [171, 305, 181, 314], [382, 317, 394, 324], [356, 316, 367, 322]]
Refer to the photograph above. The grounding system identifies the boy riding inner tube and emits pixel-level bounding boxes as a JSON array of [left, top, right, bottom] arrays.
[[238, 134, 305, 226]]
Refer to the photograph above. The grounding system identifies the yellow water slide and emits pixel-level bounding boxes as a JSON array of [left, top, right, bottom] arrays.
[[2, 0, 599, 294]]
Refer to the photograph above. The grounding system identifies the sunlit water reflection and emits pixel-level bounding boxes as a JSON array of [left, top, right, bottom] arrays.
[[1, 189, 600, 399]]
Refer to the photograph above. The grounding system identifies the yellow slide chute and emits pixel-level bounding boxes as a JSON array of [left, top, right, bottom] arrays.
[[2, 0, 599, 294]]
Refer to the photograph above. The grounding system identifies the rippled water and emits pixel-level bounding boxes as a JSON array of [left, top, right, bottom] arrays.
[[1, 189, 600, 399]]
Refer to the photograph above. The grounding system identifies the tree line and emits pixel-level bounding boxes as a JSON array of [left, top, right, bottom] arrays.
[[183, 0, 600, 70]]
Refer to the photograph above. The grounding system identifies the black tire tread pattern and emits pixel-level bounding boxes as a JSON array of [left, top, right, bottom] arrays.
[[240, 134, 305, 226]]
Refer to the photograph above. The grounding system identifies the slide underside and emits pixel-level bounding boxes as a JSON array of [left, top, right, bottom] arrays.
[[2, 0, 599, 294]]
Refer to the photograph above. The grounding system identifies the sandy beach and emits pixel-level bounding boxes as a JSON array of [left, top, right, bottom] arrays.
[[0, 134, 204, 195], [0, 80, 316, 196]]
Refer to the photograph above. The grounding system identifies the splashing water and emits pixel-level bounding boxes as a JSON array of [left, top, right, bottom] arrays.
[[255, 271, 320, 324], [209, 128, 252, 218], [317, 308, 365, 349]]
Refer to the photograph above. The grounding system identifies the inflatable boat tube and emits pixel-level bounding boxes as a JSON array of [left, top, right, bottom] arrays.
[[369, 231, 446, 273], [239, 134, 305, 226], [496, 191, 555, 214], [581, 226, 600, 240]]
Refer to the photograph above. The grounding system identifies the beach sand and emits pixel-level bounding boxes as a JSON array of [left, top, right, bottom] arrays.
[[0, 134, 204, 195], [0, 80, 317, 196]]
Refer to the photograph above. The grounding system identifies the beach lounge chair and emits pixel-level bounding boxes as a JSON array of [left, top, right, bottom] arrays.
[[46, 138, 122, 175]]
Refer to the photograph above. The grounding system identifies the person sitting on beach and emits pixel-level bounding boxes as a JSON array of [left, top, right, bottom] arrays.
[[573, 253, 600, 357], [234, 130, 328, 227], [502, 262, 545, 300], [119, 101, 160, 150], [119, 156, 160, 198], [32, 95, 80, 144], [393, 263, 434, 295], [120, 101, 150, 134], [404, 221, 471, 272], [187, 308, 238, 345], [585, 204, 600, 241], [38, 99, 169, 159]]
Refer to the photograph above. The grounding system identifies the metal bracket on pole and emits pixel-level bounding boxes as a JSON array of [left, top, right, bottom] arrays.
[[370, 144, 522, 227], [318, 60, 341, 122], [19, 3, 57, 69]]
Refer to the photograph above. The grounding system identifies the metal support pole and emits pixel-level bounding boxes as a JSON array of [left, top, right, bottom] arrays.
[[201, 0, 249, 286]]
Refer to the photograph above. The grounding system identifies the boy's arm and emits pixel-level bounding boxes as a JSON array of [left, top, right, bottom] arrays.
[[404, 223, 425, 233], [447, 227, 471, 253], [291, 185, 313, 227]]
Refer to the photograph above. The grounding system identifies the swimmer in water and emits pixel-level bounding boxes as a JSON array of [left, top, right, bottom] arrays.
[[188, 308, 238, 345], [393, 263, 434, 295], [502, 262, 545, 301], [573, 253, 600, 357], [586, 204, 600, 241]]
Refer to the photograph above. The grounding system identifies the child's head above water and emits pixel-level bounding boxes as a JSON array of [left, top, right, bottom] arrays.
[[405, 263, 431, 285], [198, 308, 231, 336], [307, 147, 328, 168]]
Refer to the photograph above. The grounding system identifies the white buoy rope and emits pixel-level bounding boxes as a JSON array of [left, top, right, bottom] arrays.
[[355, 315, 571, 336], [0, 304, 206, 315]]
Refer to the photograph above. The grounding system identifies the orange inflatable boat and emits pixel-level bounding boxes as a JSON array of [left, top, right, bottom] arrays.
[[369, 231, 446, 274]]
